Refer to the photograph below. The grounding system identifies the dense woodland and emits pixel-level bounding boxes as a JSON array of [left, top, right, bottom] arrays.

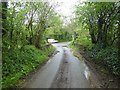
[[71, 2, 120, 76], [1, 1, 71, 88], [1, 1, 120, 88]]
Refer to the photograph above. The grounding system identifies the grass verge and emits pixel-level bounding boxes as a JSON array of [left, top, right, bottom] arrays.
[[2, 45, 55, 88], [70, 40, 120, 77], [69, 42, 79, 51], [69, 41, 120, 88]]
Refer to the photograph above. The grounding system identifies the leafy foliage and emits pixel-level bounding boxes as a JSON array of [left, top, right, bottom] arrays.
[[2, 1, 59, 88], [2, 45, 55, 88], [89, 47, 120, 75], [71, 2, 120, 76]]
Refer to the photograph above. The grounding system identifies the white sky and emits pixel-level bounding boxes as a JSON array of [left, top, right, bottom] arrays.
[[51, 0, 79, 25], [55, 0, 78, 17]]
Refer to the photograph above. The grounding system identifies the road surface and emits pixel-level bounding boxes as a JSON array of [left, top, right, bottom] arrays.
[[24, 42, 92, 88]]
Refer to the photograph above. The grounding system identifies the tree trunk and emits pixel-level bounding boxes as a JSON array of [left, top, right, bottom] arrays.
[[2, 2, 7, 36], [88, 19, 97, 44], [90, 33, 97, 44], [102, 23, 108, 48], [97, 15, 104, 48], [118, 10, 120, 61]]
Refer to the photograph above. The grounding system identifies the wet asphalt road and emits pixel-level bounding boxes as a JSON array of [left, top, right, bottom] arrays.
[[24, 42, 92, 88]]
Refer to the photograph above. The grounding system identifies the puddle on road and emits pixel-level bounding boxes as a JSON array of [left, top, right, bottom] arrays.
[[46, 59, 52, 65], [83, 65, 95, 88], [53, 44, 94, 87], [84, 67, 91, 80], [62, 45, 68, 47]]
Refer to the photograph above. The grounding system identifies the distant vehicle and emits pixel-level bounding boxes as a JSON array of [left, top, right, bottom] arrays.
[[48, 39, 58, 43]]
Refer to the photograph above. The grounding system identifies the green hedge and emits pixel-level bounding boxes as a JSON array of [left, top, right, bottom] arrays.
[[89, 46, 120, 76], [2, 45, 55, 88]]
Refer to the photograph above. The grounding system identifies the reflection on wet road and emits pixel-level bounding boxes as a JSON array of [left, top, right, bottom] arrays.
[[24, 42, 92, 88]]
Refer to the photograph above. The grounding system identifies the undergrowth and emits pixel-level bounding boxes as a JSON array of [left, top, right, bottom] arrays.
[[89, 46, 120, 76], [2, 45, 55, 88], [70, 39, 120, 77]]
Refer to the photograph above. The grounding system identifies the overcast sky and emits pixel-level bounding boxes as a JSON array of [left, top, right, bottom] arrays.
[[55, 0, 78, 17], [51, 0, 79, 24]]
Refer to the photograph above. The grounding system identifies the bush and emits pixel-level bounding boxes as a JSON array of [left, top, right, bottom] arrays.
[[75, 36, 92, 49], [89, 46, 120, 76], [2, 45, 55, 88]]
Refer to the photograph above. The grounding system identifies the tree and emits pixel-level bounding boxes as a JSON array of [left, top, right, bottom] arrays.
[[2, 2, 7, 36], [75, 2, 120, 48]]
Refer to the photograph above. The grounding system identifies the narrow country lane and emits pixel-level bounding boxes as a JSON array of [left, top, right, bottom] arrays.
[[3, 2, 120, 88], [24, 42, 92, 88]]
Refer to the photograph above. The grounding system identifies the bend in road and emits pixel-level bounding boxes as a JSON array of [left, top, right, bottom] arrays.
[[24, 42, 92, 88]]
